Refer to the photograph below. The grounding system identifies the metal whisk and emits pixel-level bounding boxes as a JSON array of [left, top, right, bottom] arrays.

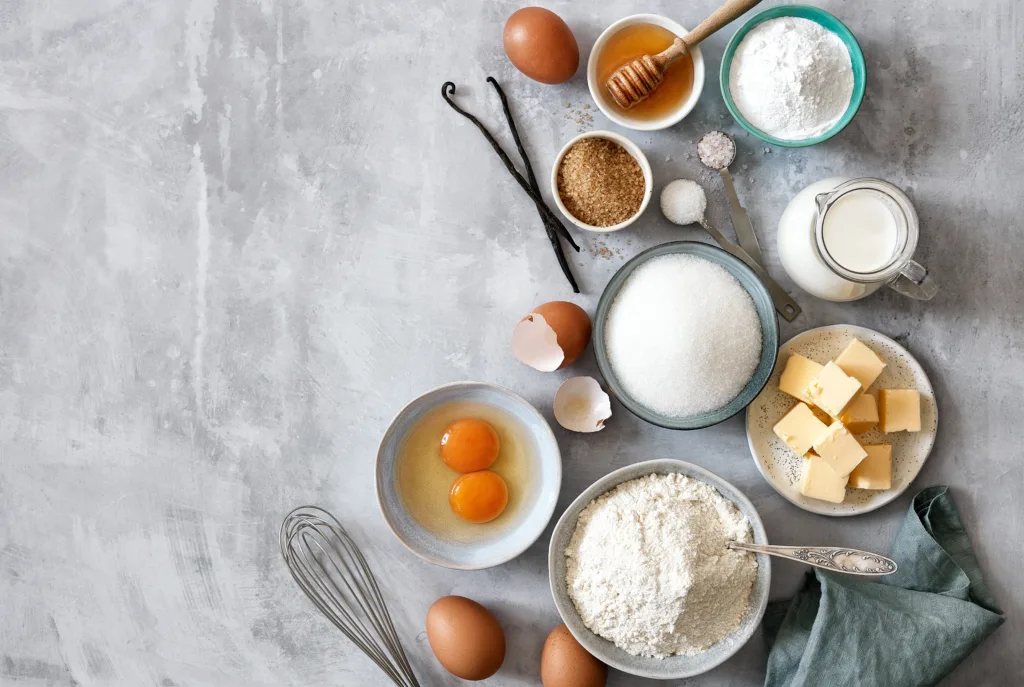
[[280, 506, 421, 687]]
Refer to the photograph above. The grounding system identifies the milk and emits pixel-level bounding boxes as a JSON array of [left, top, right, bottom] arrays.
[[777, 178, 880, 302], [821, 189, 899, 273], [778, 177, 935, 303]]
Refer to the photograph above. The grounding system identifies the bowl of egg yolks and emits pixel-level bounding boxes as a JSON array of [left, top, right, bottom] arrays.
[[376, 382, 562, 570]]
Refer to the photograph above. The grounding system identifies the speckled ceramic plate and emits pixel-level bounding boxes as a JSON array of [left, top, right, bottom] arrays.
[[547, 459, 771, 680], [376, 382, 561, 570], [746, 325, 938, 516]]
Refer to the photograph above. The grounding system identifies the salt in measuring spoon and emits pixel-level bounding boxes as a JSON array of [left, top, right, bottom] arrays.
[[698, 130, 765, 267]]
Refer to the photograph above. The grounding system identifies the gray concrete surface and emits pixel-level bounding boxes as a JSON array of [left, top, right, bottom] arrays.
[[1, 0, 1021, 685]]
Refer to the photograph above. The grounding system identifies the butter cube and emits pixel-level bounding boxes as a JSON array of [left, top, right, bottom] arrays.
[[800, 453, 849, 504], [773, 403, 830, 456], [879, 389, 921, 433], [849, 444, 893, 490], [813, 421, 868, 476], [779, 354, 823, 405], [806, 361, 863, 418], [834, 339, 888, 390], [841, 394, 879, 433], [810, 405, 835, 426]]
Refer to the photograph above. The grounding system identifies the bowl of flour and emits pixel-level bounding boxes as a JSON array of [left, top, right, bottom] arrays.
[[720, 6, 866, 147], [547, 459, 771, 679]]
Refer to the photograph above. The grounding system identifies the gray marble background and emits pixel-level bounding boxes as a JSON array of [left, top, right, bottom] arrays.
[[1, 0, 1021, 685]]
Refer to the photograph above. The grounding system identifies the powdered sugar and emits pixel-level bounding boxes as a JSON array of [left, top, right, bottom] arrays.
[[729, 17, 854, 140], [564, 473, 758, 658]]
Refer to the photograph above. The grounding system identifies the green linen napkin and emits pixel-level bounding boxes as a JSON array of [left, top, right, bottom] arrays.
[[763, 486, 1004, 687]]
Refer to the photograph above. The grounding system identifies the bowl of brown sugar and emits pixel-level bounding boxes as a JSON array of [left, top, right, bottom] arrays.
[[551, 130, 652, 232]]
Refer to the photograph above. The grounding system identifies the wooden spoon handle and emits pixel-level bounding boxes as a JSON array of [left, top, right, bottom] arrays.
[[653, 38, 687, 68], [683, 0, 763, 48]]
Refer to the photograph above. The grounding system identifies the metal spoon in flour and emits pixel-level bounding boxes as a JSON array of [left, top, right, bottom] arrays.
[[728, 541, 898, 576], [659, 179, 802, 321]]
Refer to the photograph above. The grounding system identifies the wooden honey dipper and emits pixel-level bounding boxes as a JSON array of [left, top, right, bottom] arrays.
[[606, 0, 763, 109]]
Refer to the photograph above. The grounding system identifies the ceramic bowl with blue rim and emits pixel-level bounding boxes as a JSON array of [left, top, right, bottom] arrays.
[[720, 5, 866, 148], [593, 241, 779, 430]]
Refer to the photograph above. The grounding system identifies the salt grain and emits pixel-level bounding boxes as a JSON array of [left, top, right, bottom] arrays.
[[605, 254, 762, 417], [697, 130, 737, 170]]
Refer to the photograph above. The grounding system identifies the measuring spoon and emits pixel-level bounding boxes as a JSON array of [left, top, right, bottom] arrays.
[[698, 130, 765, 267], [694, 214, 801, 321]]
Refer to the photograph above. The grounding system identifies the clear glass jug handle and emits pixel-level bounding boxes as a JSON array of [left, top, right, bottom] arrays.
[[888, 260, 937, 300]]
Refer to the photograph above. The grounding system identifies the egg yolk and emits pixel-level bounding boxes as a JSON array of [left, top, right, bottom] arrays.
[[449, 471, 509, 523], [440, 418, 500, 473]]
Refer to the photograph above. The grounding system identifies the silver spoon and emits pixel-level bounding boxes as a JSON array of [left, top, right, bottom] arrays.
[[728, 541, 898, 576]]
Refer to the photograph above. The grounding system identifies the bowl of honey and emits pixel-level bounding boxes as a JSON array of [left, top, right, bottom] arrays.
[[588, 14, 705, 131], [376, 381, 562, 570]]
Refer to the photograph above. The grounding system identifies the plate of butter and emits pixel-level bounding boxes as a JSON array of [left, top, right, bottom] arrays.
[[745, 324, 938, 516]]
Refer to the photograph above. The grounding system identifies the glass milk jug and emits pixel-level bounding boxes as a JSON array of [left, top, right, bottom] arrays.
[[777, 177, 938, 302]]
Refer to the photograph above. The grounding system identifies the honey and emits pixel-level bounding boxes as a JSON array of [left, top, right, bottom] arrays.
[[596, 23, 695, 122]]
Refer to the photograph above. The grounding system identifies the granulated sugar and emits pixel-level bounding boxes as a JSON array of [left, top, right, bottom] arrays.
[[605, 254, 762, 417], [660, 179, 707, 226]]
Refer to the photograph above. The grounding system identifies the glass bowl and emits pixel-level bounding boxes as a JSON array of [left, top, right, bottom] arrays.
[[593, 241, 779, 430]]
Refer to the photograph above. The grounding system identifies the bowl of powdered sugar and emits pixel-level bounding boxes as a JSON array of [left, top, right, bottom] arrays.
[[594, 241, 779, 430], [547, 459, 771, 679], [720, 6, 866, 147]]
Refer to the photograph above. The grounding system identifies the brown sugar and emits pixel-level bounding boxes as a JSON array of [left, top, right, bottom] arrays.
[[556, 138, 645, 227]]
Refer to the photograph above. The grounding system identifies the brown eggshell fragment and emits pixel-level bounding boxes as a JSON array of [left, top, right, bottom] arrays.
[[426, 596, 506, 681], [532, 301, 591, 368], [540, 624, 608, 687], [511, 301, 591, 371], [503, 7, 580, 85], [553, 377, 612, 433]]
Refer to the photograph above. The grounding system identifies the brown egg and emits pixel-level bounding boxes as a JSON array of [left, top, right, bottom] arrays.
[[512, 301, 592, 371], [426, 596, 505, 680], [503, 7, 579, 85], [540, 625, 608, 687]]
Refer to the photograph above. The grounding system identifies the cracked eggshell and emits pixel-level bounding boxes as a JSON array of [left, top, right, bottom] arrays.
[[553, 377, 611, 433], [512, 301, 591, 372]]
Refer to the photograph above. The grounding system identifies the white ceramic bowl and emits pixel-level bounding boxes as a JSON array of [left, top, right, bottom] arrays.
[[587, 14, 706, 131], [550, 130, 653, 233], [548, 459, 770, 679], [376, 382, 562, 570]]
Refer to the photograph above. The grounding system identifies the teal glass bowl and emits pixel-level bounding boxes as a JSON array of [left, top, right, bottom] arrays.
[[594, 241, 779, 430], [719, 5, 866, 148]]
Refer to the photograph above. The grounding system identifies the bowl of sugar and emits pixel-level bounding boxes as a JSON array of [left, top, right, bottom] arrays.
[[593, 241, 779, 430]]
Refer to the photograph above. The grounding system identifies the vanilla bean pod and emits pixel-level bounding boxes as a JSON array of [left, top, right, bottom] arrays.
[[441, 82, 581, 253], [485, 77, 579, 293]]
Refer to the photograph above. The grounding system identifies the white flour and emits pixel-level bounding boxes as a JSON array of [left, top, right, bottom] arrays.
[[729, 17, 854, 140], [564, 474, 758, 658]]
